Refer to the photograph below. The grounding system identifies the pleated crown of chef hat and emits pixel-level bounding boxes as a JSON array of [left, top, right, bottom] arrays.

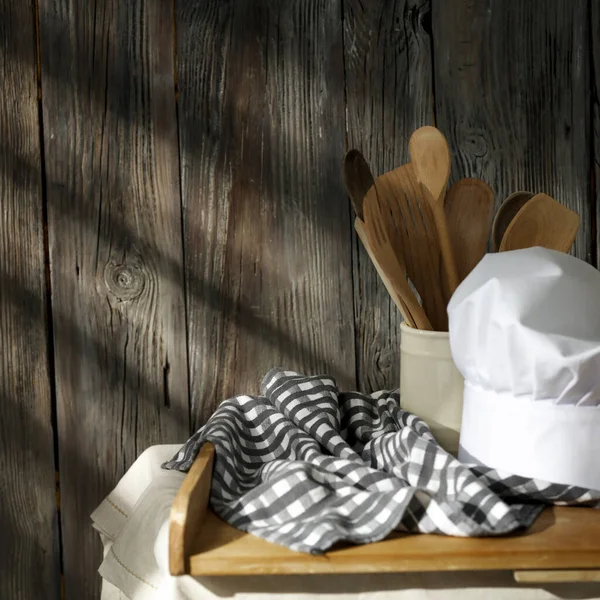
[[448, 246, 600, 490]]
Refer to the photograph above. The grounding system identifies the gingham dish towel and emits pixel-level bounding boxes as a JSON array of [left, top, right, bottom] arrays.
[[162, 368, 600, 554]]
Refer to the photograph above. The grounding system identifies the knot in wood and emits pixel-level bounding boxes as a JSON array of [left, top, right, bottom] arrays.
[[104, 262, 145, 301], [463, 130, 488, 158]]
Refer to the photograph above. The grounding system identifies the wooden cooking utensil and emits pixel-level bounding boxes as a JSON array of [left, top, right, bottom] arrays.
[[499, 193, 580, 253], [372, 163, 448, 331], [341, 149, 417, 326], [342, 149, 373, 221], [491, 191, 534, 252], [342, 148, 408, 274], [353, 218, 416, 328], [445, 178, 495, 281], [409, 126, 460, 295], [363, 187, 432, 330]]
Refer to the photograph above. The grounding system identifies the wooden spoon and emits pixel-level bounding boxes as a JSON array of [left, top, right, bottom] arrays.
[[445, 178, 495, 281], [342, 149, 373, 220], [363, 186, 432, 330], [409, 126, 460, 295], [491, 191, 534, 252], [499, 193, 580, 253]]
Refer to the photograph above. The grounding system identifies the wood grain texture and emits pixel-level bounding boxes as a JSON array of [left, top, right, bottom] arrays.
[[176, 0, 355, 429], [0, 2, 60, 598], [432, 0, 592, 262], [38, 1, 189, 597], [343, 0, 434, 391]]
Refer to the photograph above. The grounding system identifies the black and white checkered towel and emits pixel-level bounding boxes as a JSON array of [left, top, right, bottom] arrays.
[[163, 368, 600, 554]]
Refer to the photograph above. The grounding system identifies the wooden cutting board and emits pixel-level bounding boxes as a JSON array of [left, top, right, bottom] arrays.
[[169, 443, 600, 583]]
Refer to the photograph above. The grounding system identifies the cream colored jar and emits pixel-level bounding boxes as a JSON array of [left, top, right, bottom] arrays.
[[399, 322, 464, 456]]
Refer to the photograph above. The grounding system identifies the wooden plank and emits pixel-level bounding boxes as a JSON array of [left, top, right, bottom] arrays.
[[514, 570, 600, 583], [38, 1, 189, 597], [593, 0, 600, 268], [0, 1, 61, 597], [172, 448, 600, 576], [343, 0, 434, 391], [169, 442, 215, 576], [187, 507, 600, 575], [432, 0, 592, 262], [176, 0, 355, 428]]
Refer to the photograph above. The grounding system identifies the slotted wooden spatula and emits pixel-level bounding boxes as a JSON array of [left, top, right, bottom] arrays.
[[363, 188, 432, 330], [375, 163, 448, 331]]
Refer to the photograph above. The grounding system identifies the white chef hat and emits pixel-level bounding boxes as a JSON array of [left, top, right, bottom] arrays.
[[448, 246, 600, 489]]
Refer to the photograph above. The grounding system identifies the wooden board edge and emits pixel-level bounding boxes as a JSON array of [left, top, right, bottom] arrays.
[[169, 441, 215, 575], [514, 569, 600, 584], [185, 506, 600, 577], [189, 550, 600, 578]]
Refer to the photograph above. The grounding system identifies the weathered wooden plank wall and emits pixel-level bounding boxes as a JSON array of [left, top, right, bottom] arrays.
[[1, 0, 599, 597], [343, 0, 434, 391], [38, 0, 189, 597], [0, 1, 60, 598], [593, 1, 600, 262], [176, 0, 356, 429], [433, 0, 592, 262]]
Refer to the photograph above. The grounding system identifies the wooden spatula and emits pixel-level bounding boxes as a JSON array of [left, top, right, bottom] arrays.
[[363, 187, 432, 330], [353, 218, 416, 328], [373, 163, 448, 331], [445, 178, 495, 281], [499, 193, 580, 253], [491, 191, 534, 252], [342, 148, 408, 272], [409, 126, 460, 295], [341, 149, 417, 326]]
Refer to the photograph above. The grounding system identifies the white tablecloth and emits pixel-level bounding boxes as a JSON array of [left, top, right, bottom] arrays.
[[91, 445, 600, 600]]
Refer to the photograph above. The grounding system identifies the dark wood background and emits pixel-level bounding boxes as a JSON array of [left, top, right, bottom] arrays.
[[1, 0, 597, 597]]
